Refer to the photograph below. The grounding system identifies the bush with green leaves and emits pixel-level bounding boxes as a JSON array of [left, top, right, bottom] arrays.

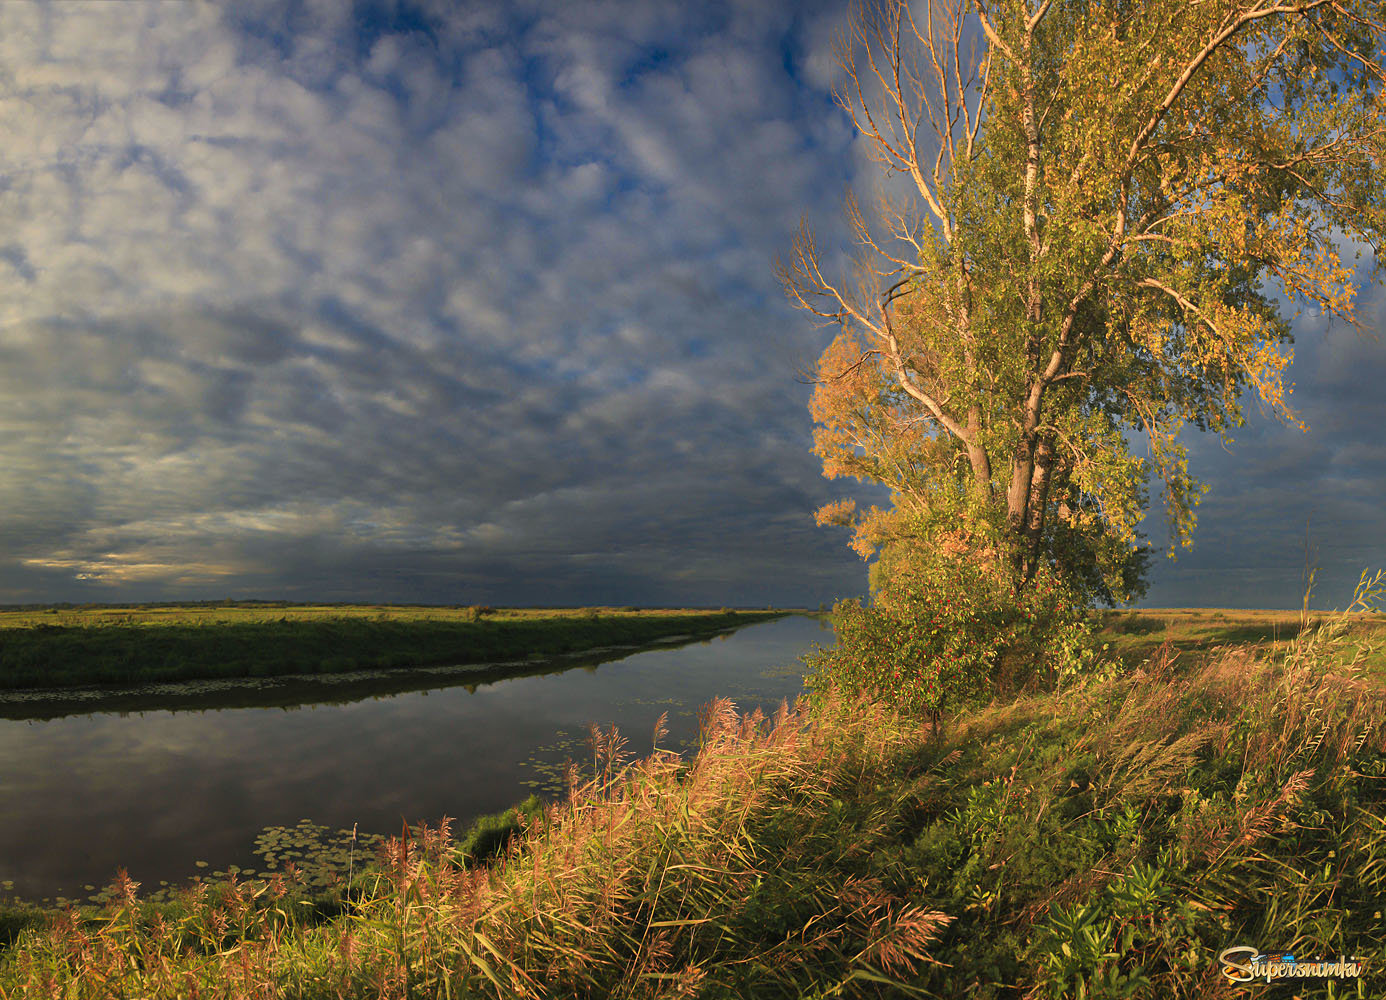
[[805, 551, 1102, 717]]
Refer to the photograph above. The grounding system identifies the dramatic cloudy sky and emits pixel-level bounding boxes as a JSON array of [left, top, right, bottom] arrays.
[[0, 0, 1381, 609]]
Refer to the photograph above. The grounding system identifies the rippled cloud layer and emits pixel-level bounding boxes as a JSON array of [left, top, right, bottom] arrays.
[[0, 0, 1381, 608]]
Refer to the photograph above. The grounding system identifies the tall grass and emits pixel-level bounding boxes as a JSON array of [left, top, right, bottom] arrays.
[[1, 692, 950, 998], [887, 574, 1386, 996], [3, 587, 1384, 997]]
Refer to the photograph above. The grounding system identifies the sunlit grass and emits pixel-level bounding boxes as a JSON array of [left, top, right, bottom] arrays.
[[1099, 606, 1386, 678], [3, 602, 1384, 997], [0, 692, 953, 998]]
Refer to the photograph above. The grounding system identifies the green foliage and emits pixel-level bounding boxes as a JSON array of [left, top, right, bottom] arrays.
[[806, 504, 1106, 715], [0, 903, 47, 952], [1028, 865, 1180, 999], [454, 795, 546, 865], [789, 0, 1386, 606], [861, 580, 1386, 997]]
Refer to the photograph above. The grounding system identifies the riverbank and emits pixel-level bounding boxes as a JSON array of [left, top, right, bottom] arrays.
[[0, 606, 787, 691], [0, 632, 749, 721], [3, 611, 1382, 996]]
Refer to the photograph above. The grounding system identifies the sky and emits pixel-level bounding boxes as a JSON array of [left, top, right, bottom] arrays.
[[0, 0, 1381, 611]]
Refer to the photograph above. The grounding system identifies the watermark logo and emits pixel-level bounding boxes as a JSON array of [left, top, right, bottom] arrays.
[[1218, 945, 1364, 984]]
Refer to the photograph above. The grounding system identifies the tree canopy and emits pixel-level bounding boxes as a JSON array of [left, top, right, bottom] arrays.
[[780, 0, 1386, 605]]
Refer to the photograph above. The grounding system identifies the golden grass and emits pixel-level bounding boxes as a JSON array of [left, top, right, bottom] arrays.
[[6, 591, 1385, 998], [1099, 605, 1386, 678], [0, 690, 951, 999]]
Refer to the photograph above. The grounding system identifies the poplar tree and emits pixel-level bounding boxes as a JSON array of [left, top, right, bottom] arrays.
[[780, 0, 1386, 604]]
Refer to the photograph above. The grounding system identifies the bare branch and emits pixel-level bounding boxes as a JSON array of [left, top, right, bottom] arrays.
[[778, 216, 971, 445], [796, 348, 883, 385]]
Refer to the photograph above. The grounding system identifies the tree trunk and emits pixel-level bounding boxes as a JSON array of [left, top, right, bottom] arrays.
[[966, 403, 991, 490], [1006, 381, 1045, 577], [1022, 436, 1057, 580]]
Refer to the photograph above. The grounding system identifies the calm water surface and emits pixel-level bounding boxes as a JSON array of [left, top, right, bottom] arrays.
[[0, 615, 827, 902]]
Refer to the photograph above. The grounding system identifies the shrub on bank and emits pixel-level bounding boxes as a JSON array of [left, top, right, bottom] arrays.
[[805, 560, 1103, 717], [454, 794, 545, 865]]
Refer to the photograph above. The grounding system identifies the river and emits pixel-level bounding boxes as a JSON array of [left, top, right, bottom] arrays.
[[0, 614, 828, 904]]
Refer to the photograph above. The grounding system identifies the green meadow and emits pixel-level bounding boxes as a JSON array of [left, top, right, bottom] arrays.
[[0, 604, 786, 691]]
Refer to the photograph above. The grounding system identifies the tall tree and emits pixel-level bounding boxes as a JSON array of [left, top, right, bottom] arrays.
[[780, 0, 1386, 603]]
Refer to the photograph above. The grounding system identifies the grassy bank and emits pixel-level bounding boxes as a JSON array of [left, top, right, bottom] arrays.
[[3, 611, 1383, 997], [1100, 607, 1386, 677], [0, 606, 785, 691]]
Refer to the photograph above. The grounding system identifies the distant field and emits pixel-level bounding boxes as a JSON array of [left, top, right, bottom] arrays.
[[1099, 607, 1386, 675], [0, 605, 789, 691], [7, 602, 1373, 696], [0, 603, 785, 629]]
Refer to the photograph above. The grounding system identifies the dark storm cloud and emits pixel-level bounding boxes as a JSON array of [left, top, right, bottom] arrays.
[[1142, 279, 1386, 610], [0, 0, 864, 605], [0, 0, 1381, 610]]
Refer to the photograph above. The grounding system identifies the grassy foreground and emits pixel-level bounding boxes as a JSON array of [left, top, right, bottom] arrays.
[[0, 605, 784, 691], [3, 612, 1383, 997]]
